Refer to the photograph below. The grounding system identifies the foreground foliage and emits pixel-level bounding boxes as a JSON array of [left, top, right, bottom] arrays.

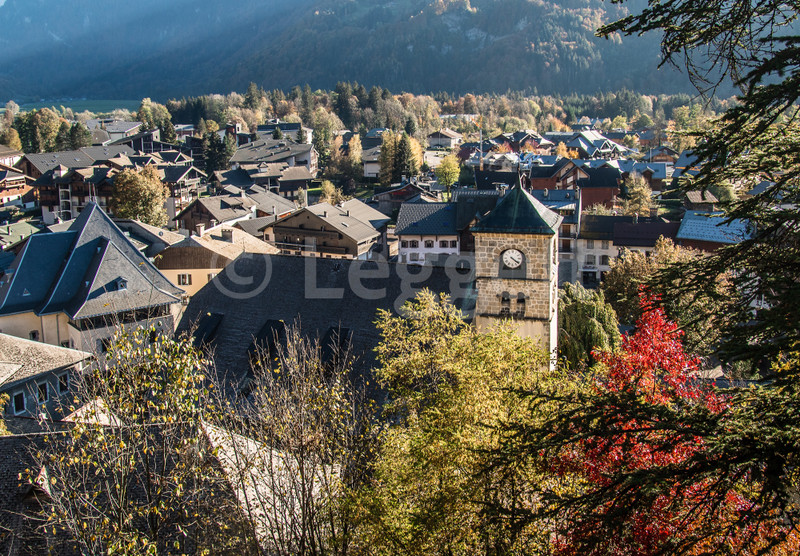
[[487, 298, 800, 554], [358, 291, 557, 555]]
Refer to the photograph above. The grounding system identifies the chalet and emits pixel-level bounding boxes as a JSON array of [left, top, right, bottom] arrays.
[[112, 218, 184, 258], [160, 164, 207, 221], [230, 138, 318, 174], [175, 187, 295, 234], [618, 160, 670, 193], [427, 128, 463, 149], [85, 120, 142, 141], [0, 333, 92, 421], [575, 166, 622, 209], [258, 120, 313, 144], [109, 129, 177, 154], [395, 203, 459, 265], [491, 130, 553, 153], [575, 214, 677, 286], [264, 202, 383, 260], [543, 130, 628, 159], [362, 146, 381, 179], [15, 145, 134, 180], [0, 145, 23, 167], [372, 182, 438, 216], [0, 203, 183, 352], [643, 146, 680, 164], [684, 190, 718, 211], [0, 166, 33, 207], [155, 225, 278, 297], [36, 165, 116, 223]]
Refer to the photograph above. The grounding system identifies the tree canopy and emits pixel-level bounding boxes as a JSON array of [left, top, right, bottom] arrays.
[[110, 166, 169, 227]]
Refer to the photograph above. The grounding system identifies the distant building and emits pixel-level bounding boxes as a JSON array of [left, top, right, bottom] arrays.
[[395, 203, 459, 265], [427, 128, 463, 149]]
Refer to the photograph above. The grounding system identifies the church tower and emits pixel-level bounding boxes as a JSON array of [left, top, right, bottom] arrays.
[[471, 185, 562, 365]]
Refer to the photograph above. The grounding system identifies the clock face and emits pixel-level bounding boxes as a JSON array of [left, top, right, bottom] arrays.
[[502, 249, 523, 269]]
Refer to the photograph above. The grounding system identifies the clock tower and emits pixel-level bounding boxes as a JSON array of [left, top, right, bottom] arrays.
[[471, 185, 562, 366]]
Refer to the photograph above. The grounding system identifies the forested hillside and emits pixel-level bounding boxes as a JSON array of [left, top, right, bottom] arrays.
[[0, 0, 694, 101]]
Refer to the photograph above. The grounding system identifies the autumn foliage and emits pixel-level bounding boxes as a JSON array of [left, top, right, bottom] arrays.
[[490, 295, 799, 555]]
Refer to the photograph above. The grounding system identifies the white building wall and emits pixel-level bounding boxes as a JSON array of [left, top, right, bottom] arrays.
[[397, 234, 459, 264]]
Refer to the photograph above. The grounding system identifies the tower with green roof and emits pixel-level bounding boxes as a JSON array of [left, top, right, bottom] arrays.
[[471, 185, 562, 365]]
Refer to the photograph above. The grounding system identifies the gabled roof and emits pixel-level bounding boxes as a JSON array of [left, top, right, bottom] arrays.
[[428, 128, 463, 139], [685, 190, 718, 205], [0, 203, 182, 319], [474, 170, 521, 190], [395, 203, 458, 236], [676, 210, 751, 245], [451, 188, 502, 230], [230, 138, 313, 165], [613, 221, 680, 248], [21, 146, 134, 175], [471, 185, 562, 235], [339, 199, 390, 230], [0, 333, 91, 389], [303, 203, 381, 243], [577, 166, 622, 189]]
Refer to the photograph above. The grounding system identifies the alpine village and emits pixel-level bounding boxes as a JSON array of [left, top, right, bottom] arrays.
[[0, 0, 797, 554]]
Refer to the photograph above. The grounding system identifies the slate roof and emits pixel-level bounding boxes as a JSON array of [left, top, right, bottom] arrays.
[[177, 255, 475, 384], [579, 214, 638, 241], [177, 194, 257, 223], [159, 227, 278, 269], [230, 138, 314, 165], [160, 165, 205, 183], [395, 203, 458, 236], [339, 199, 390, 230], [236, 216, 278, 236], [215, 168, 255, 188], [618, 160, 669, 181], [673, 150, 703, 179], [451, 188, 501, 230], [362, 146, 381, 163], [474, 170, 521, 190], [0, 220, 42, 249], [0, 203, 182, 319], [0, 333, 91, 389], [21, 146, 134, 175], [0, 169, 26, 183], [304, 203, 381, 243], [577, 167, 622, 189], [279, 165, 314, 181], [676, 210, 751, 245], [471, 185, 562, 235], [613, 221, 680, 248]]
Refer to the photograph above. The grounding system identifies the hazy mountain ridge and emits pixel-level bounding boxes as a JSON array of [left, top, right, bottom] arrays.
[[0, 0, 691, 101]]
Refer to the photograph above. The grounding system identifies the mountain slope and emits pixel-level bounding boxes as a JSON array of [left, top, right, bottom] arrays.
[[0, 0, 691, 101]]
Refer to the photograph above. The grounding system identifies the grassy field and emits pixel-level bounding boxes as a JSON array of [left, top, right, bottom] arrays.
[[13, 99, 141, 114]]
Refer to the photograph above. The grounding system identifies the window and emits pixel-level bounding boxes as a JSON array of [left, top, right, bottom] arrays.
[[439, 240, 449, 248], [601, 240, 610, 250], [401, 240, 408, 248], [37, 381, 49, 404], [410, 240, 419, 248], [600, 255, 610, 266], [450, 240, 458, 248], [97, 338, 112, 353], [207, 273, 217, 281], [58, 373, 69, 395], [29, 330, 39, 341], [13, 392, 25, 415], [585, 254, 596, 266], [587, 239, 595, 250], [60, 340, 71, 348], [424, 240, 434, 249], [410, 253, 420, 261], [178, 274, 192, 286]]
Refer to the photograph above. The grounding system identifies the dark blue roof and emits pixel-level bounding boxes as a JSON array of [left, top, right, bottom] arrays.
[[395, 203, 458, 236], [471, 185, 562, 235]]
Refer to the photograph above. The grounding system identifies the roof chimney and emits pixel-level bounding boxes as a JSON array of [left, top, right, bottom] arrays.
[[196, 223, 205, 236], [633, 213, 639, 224], [543, 188, 549, 198], [221, 228, 233, 242]]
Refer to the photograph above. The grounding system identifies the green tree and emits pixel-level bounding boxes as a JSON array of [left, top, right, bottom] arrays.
[[0, 127, 21, 151], [319, 179, 345, 205], [204, 132, 236, 175], [378, 131, 398, 187], [14, 108, 61, 153], [55, 120, 72, 151], [558, 282, 620, 370], [33, 326, 247, 554], [272, 126, 283, 140], [161, 118, 177, 144], [243, 81, 262, 111], [395, 132, 418, 180], [359, 291, 554, 554], [110, 166, 169, 227], [68, 122, 92, 149], [621, 172, 653, 216], [435, 153, 460, 196]]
